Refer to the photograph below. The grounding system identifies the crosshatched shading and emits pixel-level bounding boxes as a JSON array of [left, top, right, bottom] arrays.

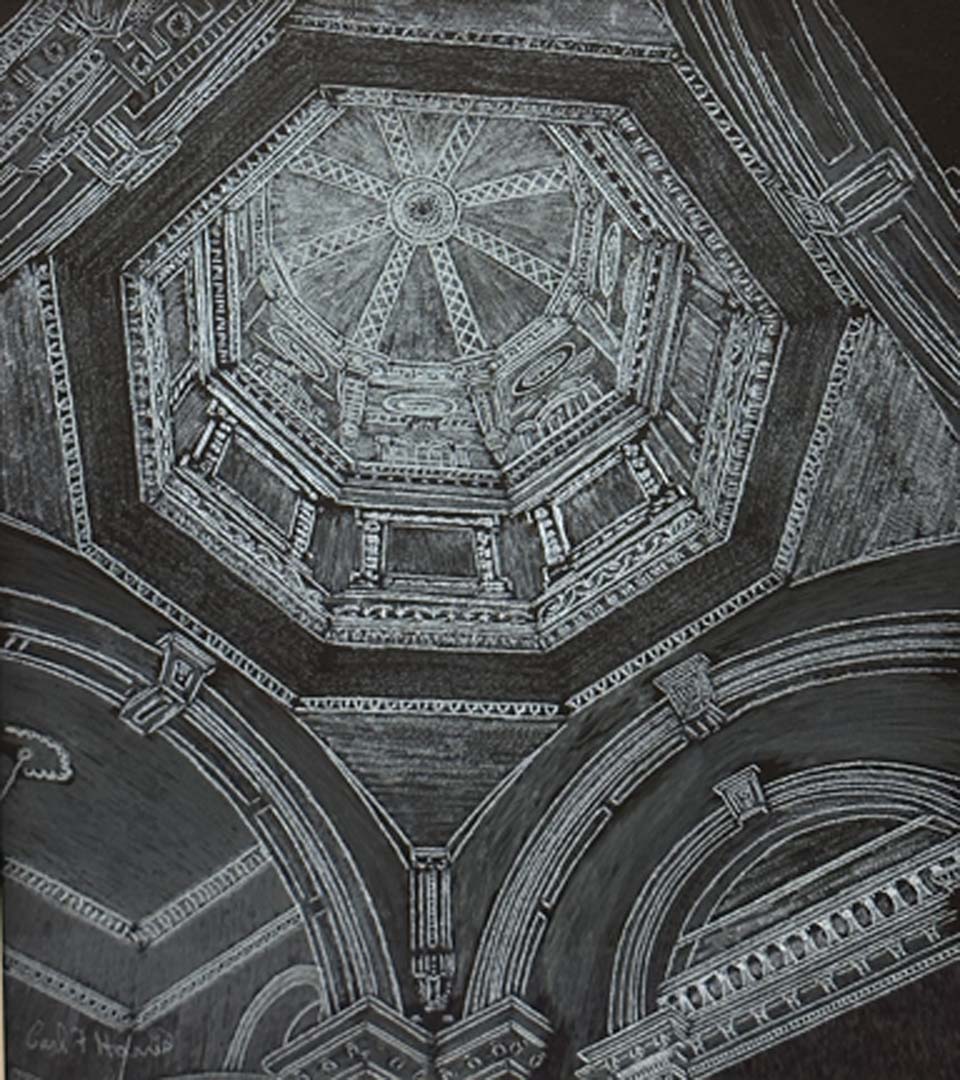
[[122, 87, 781, 654], [1, 3, 959, 1080]]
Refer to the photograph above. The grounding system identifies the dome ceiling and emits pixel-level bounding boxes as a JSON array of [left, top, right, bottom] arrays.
[[123, 87, 778, 651], [0, 0, 954, 697], [272, 102, 576, 368], [3, 5, 959, 1077]]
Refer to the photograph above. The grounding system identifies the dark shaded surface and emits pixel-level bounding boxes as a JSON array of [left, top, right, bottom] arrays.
[[307, 711, 560, 846], [795, 326, 960, 578], [837, 0, 960, 174], [1, 662, 254, 918], [387, 525, 477, 579], [529, 673, 960, 1077], [716, 960, 960, 1079], [0, 267, 75, 542], [55, 32, 841, 701]]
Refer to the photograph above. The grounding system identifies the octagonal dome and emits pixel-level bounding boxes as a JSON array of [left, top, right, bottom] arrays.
[[268, 100, 578, 366], [123, 86, 780, 651]]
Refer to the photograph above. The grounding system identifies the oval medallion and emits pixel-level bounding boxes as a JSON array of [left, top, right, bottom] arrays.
[[513, 342, 575, 396], [598, 221, 622, 299], [381, 392, 456, 418]]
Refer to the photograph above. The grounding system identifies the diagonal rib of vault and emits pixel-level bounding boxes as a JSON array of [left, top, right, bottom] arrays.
[[287, 149, 391, 202], [427, 240, 488, 356], [351, 237, 416, 351], [431, 114, 485, 183], [457, 164, 569, 207], [287, 213, 391, 273], [374, 110, 417, 178], [455, 219, 565, 293]]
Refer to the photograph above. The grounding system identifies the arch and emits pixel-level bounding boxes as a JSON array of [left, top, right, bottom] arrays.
[[0, 583, 402, 1014], [171, 688, 401, 1009], [223, 964, 326, 1071], [608, 761, 960, 1030], [464, 612, 960, 1013]]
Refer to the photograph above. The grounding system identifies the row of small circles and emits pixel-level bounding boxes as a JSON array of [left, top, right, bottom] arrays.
[[288, 1041, 546, 1077], [667, 872, 935, 1013]]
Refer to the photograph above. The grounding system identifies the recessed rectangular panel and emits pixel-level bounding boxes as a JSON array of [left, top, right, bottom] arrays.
[[671, 302, 721, 424], [500, 514, 545, 600], [172, 381, 209, 458], [161, 269, 192, 378], [218, 440, 297, 533], [387, 525, 477, 578], [560, 459, 641, 548], [310, 503, 358, 591]]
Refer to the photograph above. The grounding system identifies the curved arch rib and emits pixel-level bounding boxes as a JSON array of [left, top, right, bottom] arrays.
[[464, 611, 960, 1014]]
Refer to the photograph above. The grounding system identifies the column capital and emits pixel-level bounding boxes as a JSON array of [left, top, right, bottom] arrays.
[[262, 997, 432, 1080], [437, 997, 551, 1080]]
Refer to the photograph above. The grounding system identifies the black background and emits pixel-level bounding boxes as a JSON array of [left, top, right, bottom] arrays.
[[837, 0, 959, 178]]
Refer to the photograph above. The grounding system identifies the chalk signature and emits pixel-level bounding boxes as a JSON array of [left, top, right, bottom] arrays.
[[26, 1020, 174, 1059]]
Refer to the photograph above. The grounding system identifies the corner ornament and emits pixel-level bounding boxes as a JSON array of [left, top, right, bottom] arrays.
[[119, 632, 216, 735], [652, 653, 727, 741]]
